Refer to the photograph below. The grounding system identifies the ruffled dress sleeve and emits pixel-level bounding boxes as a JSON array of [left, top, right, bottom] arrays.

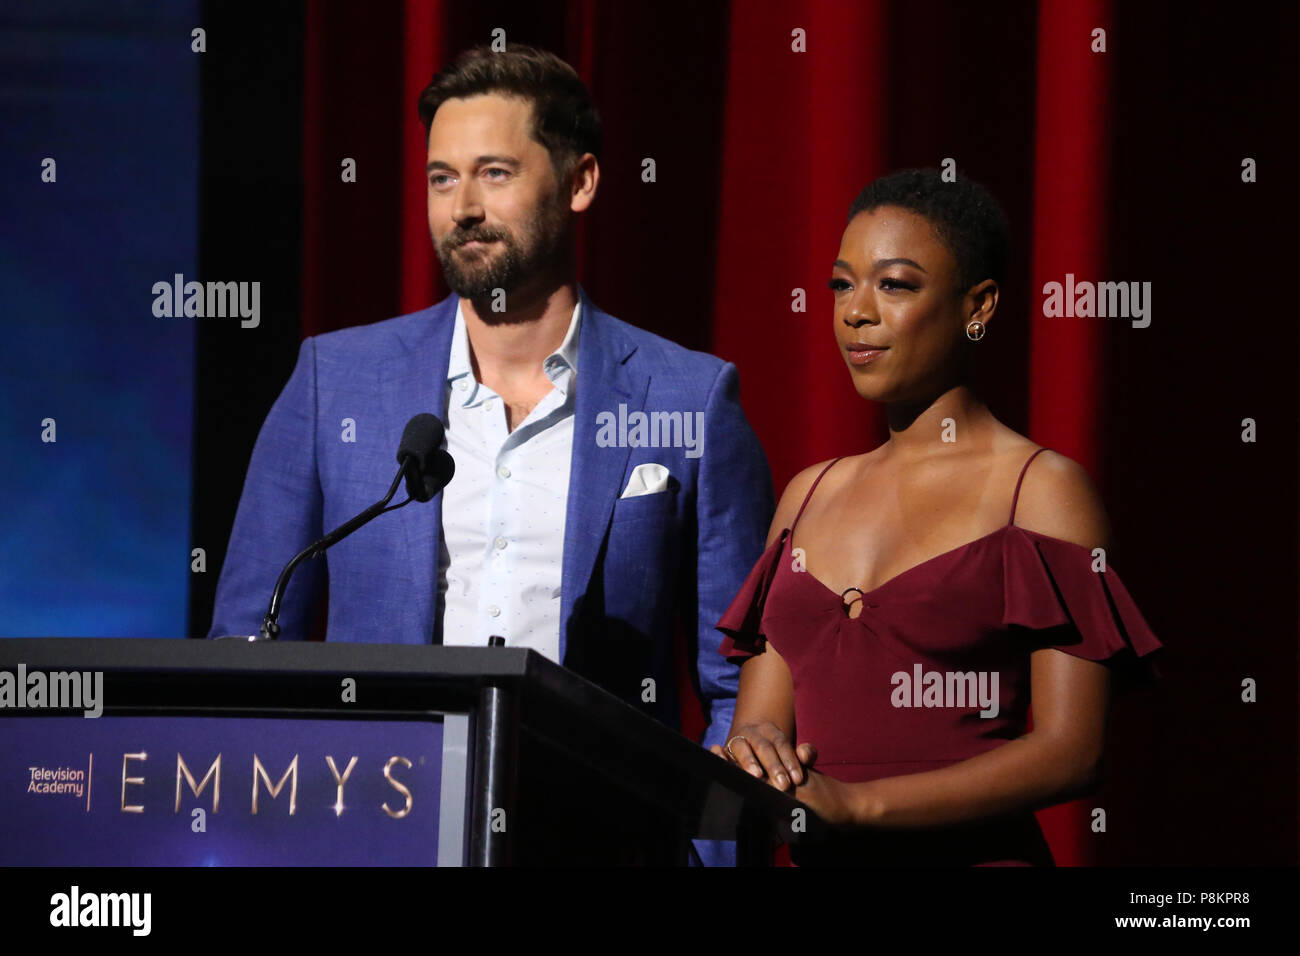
[[715, 530, 788, 663], [1002, 529, 1165, 690]]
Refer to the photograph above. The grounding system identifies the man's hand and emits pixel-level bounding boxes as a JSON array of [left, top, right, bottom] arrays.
[[709, 721, 818, 793]]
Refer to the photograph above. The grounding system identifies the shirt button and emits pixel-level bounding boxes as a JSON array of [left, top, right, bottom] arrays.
[[484, 399, 495, 411], [488, 605, 501, 617], [456, 380, 468, 392], [497, 465, 511, 479], [493, 536, 507, 551]]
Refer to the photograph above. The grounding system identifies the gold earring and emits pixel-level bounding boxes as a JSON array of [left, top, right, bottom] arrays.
[[966, 320, 986, 341]]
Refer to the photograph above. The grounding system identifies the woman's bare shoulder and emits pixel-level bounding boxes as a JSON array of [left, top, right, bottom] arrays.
[[769, 452, 875, 544], [770, 459, 835, 541], [1009, 444, 1112, 551]]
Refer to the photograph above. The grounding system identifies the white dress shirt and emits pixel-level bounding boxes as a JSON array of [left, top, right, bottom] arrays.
[[436, 298, 580, 660]]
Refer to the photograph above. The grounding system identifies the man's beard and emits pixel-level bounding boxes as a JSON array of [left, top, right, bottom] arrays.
[[434, 193, 570, 308]]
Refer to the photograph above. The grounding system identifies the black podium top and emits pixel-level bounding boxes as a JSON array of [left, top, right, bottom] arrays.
[[0, 638, 824, 846]]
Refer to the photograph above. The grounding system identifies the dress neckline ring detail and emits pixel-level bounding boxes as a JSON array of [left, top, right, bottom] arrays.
[[785, 522, 1013, 608], [782, 447, 1055, 614]]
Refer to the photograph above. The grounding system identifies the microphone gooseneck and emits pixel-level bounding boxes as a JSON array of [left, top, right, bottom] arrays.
[[254, 414, 454, 641]]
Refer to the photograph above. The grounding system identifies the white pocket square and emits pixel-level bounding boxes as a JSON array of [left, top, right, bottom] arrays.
[[619, 463, 670, 499]]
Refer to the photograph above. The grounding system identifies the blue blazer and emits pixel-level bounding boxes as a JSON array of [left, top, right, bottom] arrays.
[[209, 286, 773, 756]]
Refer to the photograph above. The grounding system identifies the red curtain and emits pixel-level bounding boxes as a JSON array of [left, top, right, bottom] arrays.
[[1024, 0, 1114, 867], [710, 0, 1115, 867], [399, 1, 448, 315], [711, 0, 889, 492], [300, 0, 1296, 865]]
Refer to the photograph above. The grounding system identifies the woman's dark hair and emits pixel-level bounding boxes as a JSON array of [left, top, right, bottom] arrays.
[[417, 43, 602, 183], [848, 169, 1009, 291]]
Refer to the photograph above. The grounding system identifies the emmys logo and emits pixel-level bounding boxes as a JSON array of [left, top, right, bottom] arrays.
[[0, 664, 102, 718], [108, 752, 417, 818]]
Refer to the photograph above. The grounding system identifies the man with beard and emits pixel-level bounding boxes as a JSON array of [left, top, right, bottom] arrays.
[[208, 44, 773, 865]]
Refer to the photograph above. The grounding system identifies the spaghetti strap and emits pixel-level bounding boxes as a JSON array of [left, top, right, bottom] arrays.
[[1008, 447, 1051, 525], [791, 458, 845, 532]]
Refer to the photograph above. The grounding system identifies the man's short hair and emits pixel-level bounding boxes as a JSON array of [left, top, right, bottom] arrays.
[[848, 169, 1010, 291], [417, 43, 602, 184]]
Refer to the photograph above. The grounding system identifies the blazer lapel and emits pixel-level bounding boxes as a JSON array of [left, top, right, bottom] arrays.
[[561, 287, 647, 663], [389, 288, 644, 655], [390, 294, 457, 643]]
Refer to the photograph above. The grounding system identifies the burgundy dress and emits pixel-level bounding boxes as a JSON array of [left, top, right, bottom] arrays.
[[717, 447, 1164, 866]]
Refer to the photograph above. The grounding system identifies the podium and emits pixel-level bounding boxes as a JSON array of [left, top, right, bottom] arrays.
[[0, 638, 821, 866]]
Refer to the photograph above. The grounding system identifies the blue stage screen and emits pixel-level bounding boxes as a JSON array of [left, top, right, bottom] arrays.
[[0, 2, 198, 637]]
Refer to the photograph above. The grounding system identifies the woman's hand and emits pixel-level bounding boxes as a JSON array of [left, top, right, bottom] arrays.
[[791, 768, 864, 827], [710, 721, 818, 793]]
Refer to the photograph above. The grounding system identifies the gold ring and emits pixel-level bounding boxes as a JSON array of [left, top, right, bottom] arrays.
[[725, 735, 748, 759]]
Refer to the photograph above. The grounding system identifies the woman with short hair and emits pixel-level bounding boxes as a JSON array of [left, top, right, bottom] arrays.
[[713, 169, 1163, 866]]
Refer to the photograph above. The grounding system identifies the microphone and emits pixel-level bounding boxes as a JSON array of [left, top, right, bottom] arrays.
[[398, 413, 455, 502], [241, 413, 454, 642]]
